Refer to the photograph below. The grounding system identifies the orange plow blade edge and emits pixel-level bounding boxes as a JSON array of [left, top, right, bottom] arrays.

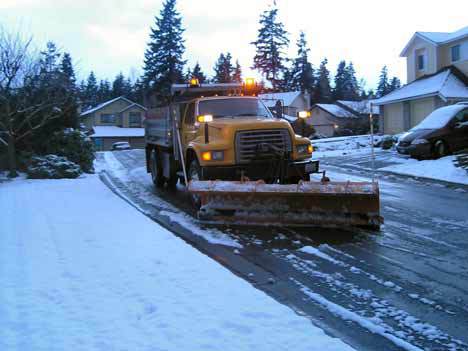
[[188, 180, 383, 229]]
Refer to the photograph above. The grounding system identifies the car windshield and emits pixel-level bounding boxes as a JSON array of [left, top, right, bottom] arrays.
[[198, 98, 272, 119], [411, 105, 465, 130]]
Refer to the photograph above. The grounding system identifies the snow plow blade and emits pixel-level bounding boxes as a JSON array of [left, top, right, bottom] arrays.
[[189, 180, 383, 229]]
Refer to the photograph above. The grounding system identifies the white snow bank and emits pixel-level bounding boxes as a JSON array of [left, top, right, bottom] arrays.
[[380, 155, 468, 185], [0, 176, 355, 351]]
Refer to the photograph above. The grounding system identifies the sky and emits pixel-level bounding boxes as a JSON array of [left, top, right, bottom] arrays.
[[1, 0, 467, 90]]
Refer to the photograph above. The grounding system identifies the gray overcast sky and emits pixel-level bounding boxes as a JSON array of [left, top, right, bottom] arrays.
[[2, 0, 467, 89]]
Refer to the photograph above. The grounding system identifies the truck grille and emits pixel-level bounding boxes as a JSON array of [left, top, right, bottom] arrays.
[[235, 129, 292, 164]]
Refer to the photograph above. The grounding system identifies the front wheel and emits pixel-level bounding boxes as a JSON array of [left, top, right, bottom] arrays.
[[150, 149, 164, 188], [433, 140, 448, 159]]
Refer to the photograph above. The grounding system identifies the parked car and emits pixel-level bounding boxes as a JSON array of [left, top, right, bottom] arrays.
[[111, 141, 131, 151], [397, 103, 468, 159]]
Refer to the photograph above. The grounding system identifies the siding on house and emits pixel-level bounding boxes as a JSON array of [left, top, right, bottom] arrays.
[[308, 106, 356, 137], [406, 36, 438, 83], [410, 97, 435, 126], [438, 38, 468, 74], [383, 103, 405, 134]]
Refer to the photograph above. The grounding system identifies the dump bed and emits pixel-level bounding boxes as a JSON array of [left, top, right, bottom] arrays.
[[145, 106, 174, 148]]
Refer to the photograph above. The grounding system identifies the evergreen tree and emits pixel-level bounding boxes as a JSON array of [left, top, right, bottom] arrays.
[[142, 0, 186, 104], [232, 60, 242, 83], [191, 62, 207, 83], [84, 71, 98, 108], [289, 31, 314, 93], [213, 52, 234, 83], [97, 79, 112, 103], [60, 52, 76, 89], [343, 62, 360, 100], [313, 58, 332, 103], [376, 66, 390, 98], [333, 60, 347, 101], [251, 6, 289, 91], [389, 76, 401, 93], [111, 72, 132, 98]]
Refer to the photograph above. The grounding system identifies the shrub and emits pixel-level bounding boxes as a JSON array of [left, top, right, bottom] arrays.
[[27, 155, 82, 179], [379, 135, 394, 150], [47, 128, 95, 173]]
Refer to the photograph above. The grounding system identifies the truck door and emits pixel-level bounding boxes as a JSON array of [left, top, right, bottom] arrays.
[[183, 102, 197, 146]]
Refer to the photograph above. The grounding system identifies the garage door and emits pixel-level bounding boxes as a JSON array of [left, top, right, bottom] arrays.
[[384, 103, 404, 134], [410, 98, 434, 128]]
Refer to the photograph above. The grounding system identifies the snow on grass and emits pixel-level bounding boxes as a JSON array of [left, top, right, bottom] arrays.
[[379, 155, 468, 185], [0, 175, 355, 351], [99, 152, 241, 248]]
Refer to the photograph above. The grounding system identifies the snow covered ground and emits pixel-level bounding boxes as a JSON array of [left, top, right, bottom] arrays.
[[0, 174, 355, 351], [312, 135, 467, 185]]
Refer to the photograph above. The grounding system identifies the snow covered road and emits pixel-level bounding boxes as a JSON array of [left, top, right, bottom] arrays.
[[98, 149, 468, 351], [0, 175, 355, 351]]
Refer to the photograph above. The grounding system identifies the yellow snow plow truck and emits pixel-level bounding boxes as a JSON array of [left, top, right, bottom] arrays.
[[144, 79, 382, 229]]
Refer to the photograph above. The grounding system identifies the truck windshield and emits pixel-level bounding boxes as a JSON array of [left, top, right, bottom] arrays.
[[198, 98, 272, 119]]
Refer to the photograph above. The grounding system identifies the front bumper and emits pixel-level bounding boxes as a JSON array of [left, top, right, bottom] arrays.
[[396, 143, 431, 157], [201, 159, 320, 181]]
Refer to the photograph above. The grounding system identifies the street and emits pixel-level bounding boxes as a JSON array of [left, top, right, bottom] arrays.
[[99, 149, 468, 351]]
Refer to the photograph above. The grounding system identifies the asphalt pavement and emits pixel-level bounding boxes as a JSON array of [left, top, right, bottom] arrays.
[[99, 149, 468, 351]]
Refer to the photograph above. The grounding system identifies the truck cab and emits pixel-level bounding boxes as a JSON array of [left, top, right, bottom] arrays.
[[144, 81, 318, 188]]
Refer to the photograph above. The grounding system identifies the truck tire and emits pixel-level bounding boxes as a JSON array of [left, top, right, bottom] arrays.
[[188, 159, 203, 208], [150, 149, 164, 188]]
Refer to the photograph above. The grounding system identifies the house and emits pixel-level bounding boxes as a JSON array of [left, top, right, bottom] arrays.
[[259, 91, 310, 118], [80, 96, 147, 151], [374, 26, 468, 134], [306, 100, 378, 137], [308, 104, 361, 137]]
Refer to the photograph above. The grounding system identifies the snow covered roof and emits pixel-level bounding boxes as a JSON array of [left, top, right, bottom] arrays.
[[314, 104, 359, 118], [91, 126, 145, 138], [259, 91, 302, 107], [81, 96, 137, 117], [336, 100, 379, 114], [373, 69, 468, 105], [401, 26, 468, 56]]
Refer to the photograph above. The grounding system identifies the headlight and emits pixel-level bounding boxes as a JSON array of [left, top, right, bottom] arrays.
[[201, 150, 224, 161], [411, 139, 429, 145], [297, 144, 312, 154]]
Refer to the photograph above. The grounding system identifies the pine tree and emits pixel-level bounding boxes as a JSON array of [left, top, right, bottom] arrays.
[[60, 52, 76, 89], [289, 31, 314, 93], [213, 52, 234, 83], [376, 66, 390, 98], [84, 71, 98, 108], [142, 0, 186, 104], [389, 76, 401, 93], [313, 58, 332, 103], [343, 62, 360, 100], [251, 6, 289, 91], [232, 60, 242, 83], [191, 62, 207, 83], [333, 60, 347, 101], [97, 79, 112, 103]]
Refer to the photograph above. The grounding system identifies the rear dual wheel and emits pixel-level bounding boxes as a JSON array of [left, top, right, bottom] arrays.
[[150, 149, 164, 188]]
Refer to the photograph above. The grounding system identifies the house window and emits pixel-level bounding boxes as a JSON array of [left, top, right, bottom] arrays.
[[417, 54, 425, 71], [451, 45, 460, 62], [129, 112, 141, 126], [101, 113, 116, 123]]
